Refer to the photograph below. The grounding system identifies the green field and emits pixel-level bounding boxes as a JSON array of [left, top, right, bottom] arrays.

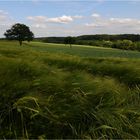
[[0, 41, 140, 139], [1, 40, 140, 58]]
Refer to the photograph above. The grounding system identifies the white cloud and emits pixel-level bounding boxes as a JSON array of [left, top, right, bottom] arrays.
[[47, 15, 73, 24], [0, 15, 7, 21], [86, 16, 140, 28], [109, 18, 132, 23], [0, 10, 16, 37], [28, 14, 140, 37], [32, 23, 46, 28], [85, 22, 109, 27], [92, 13, 100, 18], [85, 16, 140, 34], [0, 10, 8, 15], [0, 10, 9, 21], [2, 11, 138, 37], [72, 15, 83, 19], [0, 9, 15, 24], [85, 23, 100, 27], [27, 15, 76, 24], [27, 16, 47, 23]]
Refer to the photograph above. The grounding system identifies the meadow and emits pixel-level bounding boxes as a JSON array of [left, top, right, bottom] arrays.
[[0, 40, 140, 139]]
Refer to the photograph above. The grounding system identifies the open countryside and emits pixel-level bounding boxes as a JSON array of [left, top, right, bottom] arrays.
[[0, 1, 140, 139]]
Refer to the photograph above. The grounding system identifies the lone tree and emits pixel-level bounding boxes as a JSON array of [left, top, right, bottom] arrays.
[[4, 23, 34, 46], [64, 36, 76, 48]]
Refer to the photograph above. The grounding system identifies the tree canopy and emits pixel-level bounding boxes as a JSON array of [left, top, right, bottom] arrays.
[[4, 23, 34, 45], [64, 36, 76, 47]]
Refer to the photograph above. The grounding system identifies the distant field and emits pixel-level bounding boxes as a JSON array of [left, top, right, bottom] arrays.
[[30, 42, 140, 58], [1, 40, 140, 58], [0, 40, 140, 139]]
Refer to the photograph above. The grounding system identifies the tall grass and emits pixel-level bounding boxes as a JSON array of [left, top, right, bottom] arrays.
[[0, 41, 140, 138]]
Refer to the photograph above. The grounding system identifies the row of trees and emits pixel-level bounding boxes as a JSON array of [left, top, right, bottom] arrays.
[[77, 34, 140, 42], [41, 34, 140, 44], [74, 39, 140, 51], [42, 36, 140, 51]]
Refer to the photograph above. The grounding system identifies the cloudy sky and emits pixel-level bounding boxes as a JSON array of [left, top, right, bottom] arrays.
[[0, 0, 140, 37]]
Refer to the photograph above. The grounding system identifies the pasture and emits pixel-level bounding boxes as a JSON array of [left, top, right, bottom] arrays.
[[1, 40, 140, 58], [0, 40, 140, 139]]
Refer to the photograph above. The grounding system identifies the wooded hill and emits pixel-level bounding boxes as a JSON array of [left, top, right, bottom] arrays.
[[36, 34, 140, 43]]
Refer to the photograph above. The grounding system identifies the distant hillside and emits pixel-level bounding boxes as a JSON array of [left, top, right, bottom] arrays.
[[35, 34, 140, 43]]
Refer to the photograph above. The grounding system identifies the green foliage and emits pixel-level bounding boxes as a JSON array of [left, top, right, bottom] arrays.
[[0, 41, 140, 138], [21, 41, 140, 59], [37, 34, 140, 43], [4, 23, 34, 45], [36, 34, 140, 51], [64, 36, 76, 47]]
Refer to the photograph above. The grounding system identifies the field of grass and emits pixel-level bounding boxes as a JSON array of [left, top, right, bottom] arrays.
[[0, 41, 140, 139], [1, 40, 140, 58], [30, 42, 140, 58]]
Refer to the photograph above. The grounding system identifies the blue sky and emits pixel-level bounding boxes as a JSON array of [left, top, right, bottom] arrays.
[[0, 0, 140, 37]]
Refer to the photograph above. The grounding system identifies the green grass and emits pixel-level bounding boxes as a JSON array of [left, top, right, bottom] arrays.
[[29, 41, 140, 58], [1, 40, 140, 58], [0, 40, 140, 139]]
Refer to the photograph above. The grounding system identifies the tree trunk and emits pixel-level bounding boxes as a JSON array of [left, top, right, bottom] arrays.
[[19, 40, 22, 46]]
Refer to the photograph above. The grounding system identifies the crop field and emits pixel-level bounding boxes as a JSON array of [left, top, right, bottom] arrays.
[[1, 41, 140, 58], [0, 41, 140, 139], [28, 42, 140, 58]]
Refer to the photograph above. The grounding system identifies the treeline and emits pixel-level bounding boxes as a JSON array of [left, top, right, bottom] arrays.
[[77, 34, 140, 42], [0, 38, 5, 40], [36, 34, 140, 43], [35, 37, 65, 44], [77, 40, 140, 51], [36, 34, 140, 51]]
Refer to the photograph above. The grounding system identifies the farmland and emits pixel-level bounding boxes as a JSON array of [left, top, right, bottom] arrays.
[[0, 41, 140, 139]]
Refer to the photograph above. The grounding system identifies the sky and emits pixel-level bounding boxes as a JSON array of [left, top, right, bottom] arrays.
[[0, 0, 140, 37]]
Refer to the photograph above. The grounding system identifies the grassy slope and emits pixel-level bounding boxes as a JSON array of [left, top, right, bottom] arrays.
[[0, 41, 140, 139], [1, 40, 140, 58], [29, 41, 140, 58]]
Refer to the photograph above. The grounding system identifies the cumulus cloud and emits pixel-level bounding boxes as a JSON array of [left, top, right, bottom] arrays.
[[85, 22, 108, 27], [0, 10, 16, 37], [0, 10, 15, 24], [47, 15, 73, 24], [3, 11, 139, 37], [27, 15, 82, 24], [27, 16, 47, 23], [85, 15, 140, 34], [92, 13, 100, 18], [28, 13, 140, 37], [86, 16, 140, 27], [0, 10, 9, 21], [72, 15, 83, 19], [109, 18, 132, 23], [27, 14, 83, 36], [0, 10, 8, 15], [31, 23, 46, 28]]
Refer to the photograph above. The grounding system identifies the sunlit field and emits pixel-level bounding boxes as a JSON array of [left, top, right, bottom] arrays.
[[1, 41, 140, 58], [0, 41, 140, 139], [28, 41, 140, 58]]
